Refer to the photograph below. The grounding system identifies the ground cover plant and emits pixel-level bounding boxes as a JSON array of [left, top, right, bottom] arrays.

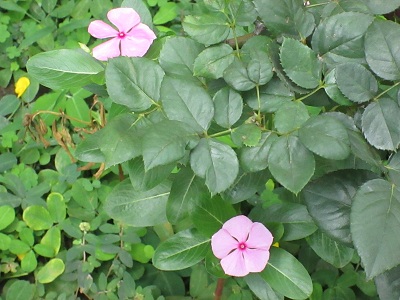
[[1, 0, 400, 299]]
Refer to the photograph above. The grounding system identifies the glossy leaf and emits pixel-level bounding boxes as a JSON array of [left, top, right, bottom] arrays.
[[280, 38, 321, 89], [361, 98, 400, 150], [191, 195, 236, 237], [23, 206, 53, 231], [307, 230, 354, 268], [153, 229, 210, 270], [351, 179, 400, 278], [0, 206, 15, 230], [46, 193, 66, 223], [190, 138, 239, 194], [213, 87, 243, 128], [26, 49, 103, 90], [244, 273, 283, 300], [303, 170, 376, 246], [161, 76, 214, 132], [193, 44, 234, 79], [268, 135, 315, 194], [106, 57, 164, 111], [365, 19, 400, 81], [335, 63, 378, 103], [261, 247, 313, 299], [104, 180, 170, 227], [167, 167, 210, 224], [36, 258, 65, 283], [298, 115, 351, 160]]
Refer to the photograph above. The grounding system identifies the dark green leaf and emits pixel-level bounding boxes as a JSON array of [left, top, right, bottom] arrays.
[[167, 167, 210, 224], [183, 13, 230, 45], [363, 0, 400, 14], [161, 76, 214, 132], [106, 57, 164, 112], [153, 229, 210, 270], [307, 230, 354, 268], [261, 247, 313, 299], [361, 98, 400, 150], [365, 19, 400, 81], [335, 63, 378, 103], [274, 101, 309, 133], [387, 152, 400, 186], [351, 179, 400, 278], [254, 0, 315, 38], [268, 135, 315, 194], [193, 44, 234, 79], [190, 138, 239, 194], [280, 38, 321, 89], [104, 180, 170, 227], [324, 70, 353, 106], [26, 49, 103, 90], [231, 123, 261, 147], [299, 115, 351, 160], [0, 152, 17, 173], [229, 0, 258, 25], [244, 273, 283, 300], [192, 195, 236, 237], [213, 87, 243, 128]]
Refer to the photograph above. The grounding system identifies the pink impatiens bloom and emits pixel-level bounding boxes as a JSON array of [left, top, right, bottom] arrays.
[[211, 215, 273, 277], [88, 7, 156, 61]]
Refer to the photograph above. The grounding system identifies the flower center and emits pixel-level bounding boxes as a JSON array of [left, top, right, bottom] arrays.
[[238, 242, 247, 251], [118, 32, 126, 39]]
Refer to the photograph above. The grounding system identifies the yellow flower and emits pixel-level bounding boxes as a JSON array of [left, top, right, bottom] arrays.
[[15, 76, 30, 98], [273, 242, 279, 248]]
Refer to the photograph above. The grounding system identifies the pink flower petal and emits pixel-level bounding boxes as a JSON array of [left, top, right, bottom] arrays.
[[88, 20, 118, 39], [120, 35, 154, 57], [246, 222, 274, 249], [92, 38, 121, 61], [220, 249, 249, 277], [107, 7, 141, 33], [127, 23, 156, 40], [211, 229, 238, 259], [222, 215, 253, 243], [243, 248, 270, 273]]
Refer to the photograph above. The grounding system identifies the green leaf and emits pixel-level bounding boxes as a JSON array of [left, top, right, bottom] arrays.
[[361, 98, 400, 150], [229, 0, 258, 25], [5, 280, 35, 300], [193, 44, 234, 79], [239, 132, 278, 172], [231, 123, 262, 147], [26, 49, 103, 90], [183, 13, 230, 45], [106, 56, 164, 112], [128, 157, 175, 191], [0, 95, 19, 116], [75, 113, 143, 167], [387, 152, 400, 186], [274, 101, 309, 134], [335, 63, 378, 103], [159, 36, 204, 82], [363, 0, 400, 14], [280, 38, 321, 89], [324, 70, 353, 106], [244, 273, 283, 300], [40, 226, 61, 256], [161, 76, 214, 132], [303, 170, 377, 246], [298, 115, 351, 160], [0, 206, 15, 230], [351, 179, 400, 278], [36, 258, 65, 283], [268, 135, 315, 194], [153, 228, 210, 270], [261, 247, 313, 299], [21, 250, 37, 273], [190, 138, 239, 194], [142, 120, 198, 171], [311, 12, 374, 63], [47, 193, 66, 223], [251, 202, 317, 241], [23, 205, 53, 230], [375, 265, 400, 300], [65, 96, 91, 127], [191, 195, 236, 237], [246, 77, 294, 113], [167, 167, 209, 224], [254, 0, 315, 38], [307, 230, 354, 268], [153, 2, 177, 25], [365, 19, 400, 81], [213, 87, 243, 128], [104, 179, 170, 227]]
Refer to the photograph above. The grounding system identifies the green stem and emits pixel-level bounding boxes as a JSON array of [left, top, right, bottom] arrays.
[[295, 84, 325, 102], [209, 128, 233, 138], [373, 81, 400, 100], [305, 1, 330, 8]]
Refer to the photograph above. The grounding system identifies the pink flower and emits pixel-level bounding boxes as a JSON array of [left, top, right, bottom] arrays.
[[88, 8, 156, 61], [211, 215, 273, 277]]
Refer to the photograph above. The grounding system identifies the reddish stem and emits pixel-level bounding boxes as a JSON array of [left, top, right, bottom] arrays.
[[214, 278, 225, 300]]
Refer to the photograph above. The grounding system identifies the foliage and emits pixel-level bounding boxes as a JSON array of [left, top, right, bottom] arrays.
[[1, 0, 400, 299]]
